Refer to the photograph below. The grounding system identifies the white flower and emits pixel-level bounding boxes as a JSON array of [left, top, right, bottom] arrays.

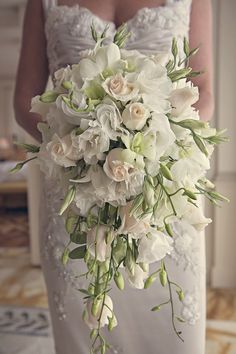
[[87, 225, 115, 262], [183, 203, 212, 231], [127, 59, 172, 113], [122, 102, 150, 131], [118, 201, 151, 237], [78, 43, 121, 80], [103, 148, 144, 182], [127, 263, 149, 289], [46, 133, 82, 168], [46, 105, 74, 137], [84, 295, 117, 329], [37, 144, 61, 179], [74, 182, 100, 216], [71, 125, 110, 164], [170, 87, 199, 117], [137, 228, 173, 264], [94, 99, 128, 140], [30, 95, 51, 118], [171, 143, 210, 184], [142, 113, 176, 161], [102, 73, 139, 102], [150, 52, 170, 67], [56, 91, 91, 125], [54, 65, 73, 91]]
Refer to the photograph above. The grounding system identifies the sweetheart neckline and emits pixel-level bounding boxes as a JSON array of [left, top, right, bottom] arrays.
[[47, 2, 177, 29]]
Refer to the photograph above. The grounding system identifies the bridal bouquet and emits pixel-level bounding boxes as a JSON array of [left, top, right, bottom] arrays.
[[13, 26, 228, 353]]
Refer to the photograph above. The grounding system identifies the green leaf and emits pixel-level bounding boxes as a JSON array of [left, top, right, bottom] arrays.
[[69, 245, 87, 259], [15, 143, 40, 153], [168, 68, 192, 82], [70, 231, 87, 244], [176, 119, 207, 130]]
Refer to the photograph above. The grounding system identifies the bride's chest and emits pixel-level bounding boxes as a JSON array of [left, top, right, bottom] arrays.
[[45, 0, 192, 75]]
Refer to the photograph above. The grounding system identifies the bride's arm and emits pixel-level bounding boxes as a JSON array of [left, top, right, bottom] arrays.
[[189, 0, 214, 121], [14, 0, 49, 142]]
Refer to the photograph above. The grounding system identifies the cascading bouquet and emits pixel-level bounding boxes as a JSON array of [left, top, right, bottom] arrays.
[[12, 26, 228, 353]]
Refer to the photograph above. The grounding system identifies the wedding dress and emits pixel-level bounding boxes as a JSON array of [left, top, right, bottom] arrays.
[[40, 0, 206, 353]]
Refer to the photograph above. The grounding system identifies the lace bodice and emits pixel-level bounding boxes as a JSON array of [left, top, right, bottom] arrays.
[[43, 0, 192, 75]]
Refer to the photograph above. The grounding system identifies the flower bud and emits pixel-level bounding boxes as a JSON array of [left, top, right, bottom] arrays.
[[183, 189, 197, 200], [91, 298, 101, 317], [151, 305, 161, 312], [114, 271, 125, 290], [61, 248, 69, 265], [108, 315, 117, 331], [62, 81, 73, 90], [90, 329, 97, 340], [144, 273, 157, 289], [160, 163, 173, 181], [177, 290, 185, 302], [159, 269, 167, 287], [40, 91, 58, 103], [59, 185, 76, 215]]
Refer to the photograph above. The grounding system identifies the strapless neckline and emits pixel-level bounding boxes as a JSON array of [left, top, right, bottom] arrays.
[[48, 3, 172, 30]]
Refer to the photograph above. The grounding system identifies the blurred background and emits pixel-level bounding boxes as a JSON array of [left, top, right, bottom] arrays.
[[0, 0, 235, 353]]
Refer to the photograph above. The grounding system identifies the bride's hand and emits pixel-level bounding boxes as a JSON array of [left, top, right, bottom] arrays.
[[14, 0, 49, 142]]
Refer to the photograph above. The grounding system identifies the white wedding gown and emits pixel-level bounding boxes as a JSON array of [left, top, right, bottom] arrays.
[[40, 0, 206, 353]]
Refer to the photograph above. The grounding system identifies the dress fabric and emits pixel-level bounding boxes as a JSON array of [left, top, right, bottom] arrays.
[[40, 0, 206, 353]]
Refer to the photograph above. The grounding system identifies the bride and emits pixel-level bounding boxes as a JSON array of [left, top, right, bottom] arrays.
[[14, 0, 214, 353]]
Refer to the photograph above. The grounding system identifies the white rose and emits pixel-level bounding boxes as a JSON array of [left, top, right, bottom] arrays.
[[103, 148, 144, 182], [71, 125, 110, 164], [94, 100, 128, 140], [122, 102, 150, 130], [118, 201, 151, 237], [102, 73, 139, 102], [170, 87, 199, 117], [46, 133, 82, 168], [84, 295, 117, 329], [137, 228, 173, 264], [127, 263, 149, 289], [87, 225, 115, 262]]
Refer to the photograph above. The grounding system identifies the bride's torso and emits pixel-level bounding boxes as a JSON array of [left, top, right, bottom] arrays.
[[42, 0, 192, 75]]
